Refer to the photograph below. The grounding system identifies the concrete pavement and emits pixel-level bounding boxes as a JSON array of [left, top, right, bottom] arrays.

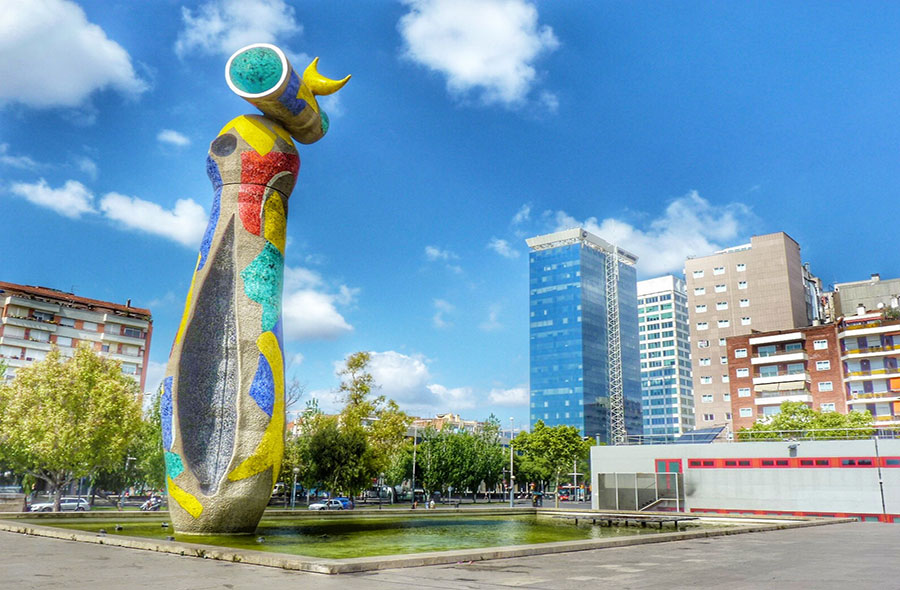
[[3, 520, 897, 589]]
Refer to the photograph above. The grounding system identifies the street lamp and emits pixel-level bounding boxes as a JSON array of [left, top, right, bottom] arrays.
[[411, 424, 418, 505], [509, 417, 515, 508], [291, 467, 300, 510]]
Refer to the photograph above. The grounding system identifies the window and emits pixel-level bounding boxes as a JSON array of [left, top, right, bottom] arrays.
[[759, 365, 778, 377], [813, 339, 828, 350], [739, 299, 749, 307], [723, 393, 731, 401], [738, 281, 748, 289], [123, 327, 144, 338], [32, 310, 54, 322], [816, 360, 831, 371], [692, 270, 704, 278], [703, 413, 714, 421], [699, 358, 711, 366], [694, 287, 706, 296], [735, 348, 748, 358], [105, 324, 120, 336], [758, 344, 776, 357], [58, 317, 75, 327], [697, 322, 708, 331], [718, 319, 730, 328], [739, 407, 753, 417], [3, 326, 25, 339], [785, 342, 802, 352], [716, 301, 728, 310], [713, 266, 725, 275], [698, 340, 709, 349], [722, 375, 729, 383], [702, 394, 713, 403], [736, 368, 750, 378], [818, 381, 833, 392], [700, 376, 713, 384], [695, 304, 707, 313], [820, 403, 835, 412], [736, 263, 746, 272], [787, 362, 804, 375], [29, 330, 50, 343], [741, 317, 751, 326], [55, 336, 72, 347], [720, 356, 728, 364], [714, 284, 726, 293], [82, 321, 98, 332], [719, 338, 727, 346], [738, 387, 751, 397]]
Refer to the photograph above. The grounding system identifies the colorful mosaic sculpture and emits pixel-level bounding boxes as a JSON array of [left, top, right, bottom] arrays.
[[163, 44, 349, 534]]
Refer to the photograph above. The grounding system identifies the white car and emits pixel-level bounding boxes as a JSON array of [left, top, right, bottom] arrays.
[[29, 497, 91, 512], [308, 499, 344, 511]]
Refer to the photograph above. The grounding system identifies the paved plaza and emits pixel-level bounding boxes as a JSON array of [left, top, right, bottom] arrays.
[[4, 520, 897, 589]]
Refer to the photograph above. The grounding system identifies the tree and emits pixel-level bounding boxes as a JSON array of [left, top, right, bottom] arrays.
[[738, 402, 875, 440], [0, 345, 143, 511], [305, 416, 374, 495], [513, 421, 590, 507]]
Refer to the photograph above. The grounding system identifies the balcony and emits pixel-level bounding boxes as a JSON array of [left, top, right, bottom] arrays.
[[754, 393, 813, 406], [749, 332, 805, 346], [848, 393, 900, 404], [100, 331, 147, 346], [2, 316, 57, 333], [752, 372, 810, 386], [844, 366, 900, 381], [842, 343, 900, 359], [751, 351, 807, 365], [838, 324, 896, 339], [0, 336, 51, 351]]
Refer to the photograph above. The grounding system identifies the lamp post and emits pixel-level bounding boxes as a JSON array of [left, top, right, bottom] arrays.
[[291, 467, 300, 510], [411, 424, 417, 505], [509, 417, 515, 508]]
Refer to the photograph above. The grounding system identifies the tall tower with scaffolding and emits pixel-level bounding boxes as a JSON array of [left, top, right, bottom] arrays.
[[526, 228, 643, 444]]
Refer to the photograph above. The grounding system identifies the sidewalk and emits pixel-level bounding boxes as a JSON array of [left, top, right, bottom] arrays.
[[2, 520, 895, 589]]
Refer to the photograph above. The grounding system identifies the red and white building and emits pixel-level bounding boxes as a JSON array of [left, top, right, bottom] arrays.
[[0, 282, 152, 390]]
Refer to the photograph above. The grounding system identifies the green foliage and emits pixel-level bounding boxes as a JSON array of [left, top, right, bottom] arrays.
[[0, 345, 142, 509], [738, 401, 875, 440], [306, 416, 375, 495], [513, 421, 590, 506], [416, 424, 506, 500]]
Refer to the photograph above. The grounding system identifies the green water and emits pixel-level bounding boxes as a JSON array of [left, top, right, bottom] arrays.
[[33, 515, 671, 559]]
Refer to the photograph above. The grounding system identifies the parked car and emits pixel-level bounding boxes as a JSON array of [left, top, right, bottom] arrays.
[[29, 497, 91, 512], [308, 499, 344, 511], [334, 496, 354, 509]]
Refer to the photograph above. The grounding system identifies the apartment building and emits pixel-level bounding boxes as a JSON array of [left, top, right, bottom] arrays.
[[637, 275, 694, 440], [727, 325, 845, 431], [839, 311, 900, 427], [832, 274, 900, 318], [684, 232, 818, 437], [0, 282, 152, 390]]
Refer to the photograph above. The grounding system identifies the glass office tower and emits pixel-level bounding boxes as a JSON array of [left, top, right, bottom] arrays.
[[526, 229, 642, 444]]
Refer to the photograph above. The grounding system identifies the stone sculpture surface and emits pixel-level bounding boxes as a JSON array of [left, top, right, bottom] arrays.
[[162, 44, 349, 534]]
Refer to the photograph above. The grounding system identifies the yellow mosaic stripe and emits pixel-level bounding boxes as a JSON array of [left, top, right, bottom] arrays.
[[263, 192, 287, 255], [167, 475, 203, 519], [173, 253, 201, 346], [218, 115, 291, 156], [227, 330, 285, 485]]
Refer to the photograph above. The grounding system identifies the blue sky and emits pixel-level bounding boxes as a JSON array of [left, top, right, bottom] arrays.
[[2, 0, 899, 430]]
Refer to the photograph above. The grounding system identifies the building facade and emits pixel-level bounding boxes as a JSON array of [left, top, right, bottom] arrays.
[[839, 311, 900, 427], [727, 324, 845, 431], [684, 232, 817, 438], [637, 275, 694, 440], [0, 282, 152, 390], [527, 228, 642, 443], [832, 274, 900, 318]]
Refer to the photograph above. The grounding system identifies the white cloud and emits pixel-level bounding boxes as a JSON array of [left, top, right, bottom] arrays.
[[488, 386, 528, 407], [0, 0, 146, 108], [289, 352, 304, 367], [552, 191, 754, 276], [282, 289, 353, 341], [77, 157, 98, 179], [9, 179, 95, 218], [0, 144, 38, 169], [175, 0, 302, 58], [511, 204, 531, 225], [142, 360, 168, 398], [424, 245, 458, 261], [479, 304, 503, 332], [157, 129, 191, 147], [99, 192, 207, 247], [398, 0, 559, 107], [363, 351, 477, 414], [433, 298, 454, 329], [487, 237, 520, 259]]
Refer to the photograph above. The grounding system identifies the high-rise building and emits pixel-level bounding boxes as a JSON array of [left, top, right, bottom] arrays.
[[637, 275, 694, 440], [0, 282, 152, 390], [527, 228, 642, 443], [684, 232, 817, 438], [839, 309, 900, 427]]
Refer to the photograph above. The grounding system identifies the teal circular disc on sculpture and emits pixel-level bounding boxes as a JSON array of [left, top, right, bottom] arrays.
[[229, 47, 284, 94]]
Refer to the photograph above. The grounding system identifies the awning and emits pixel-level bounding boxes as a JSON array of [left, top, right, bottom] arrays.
[[754, 383, 780, 392], [778, 381, 807, 391]]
